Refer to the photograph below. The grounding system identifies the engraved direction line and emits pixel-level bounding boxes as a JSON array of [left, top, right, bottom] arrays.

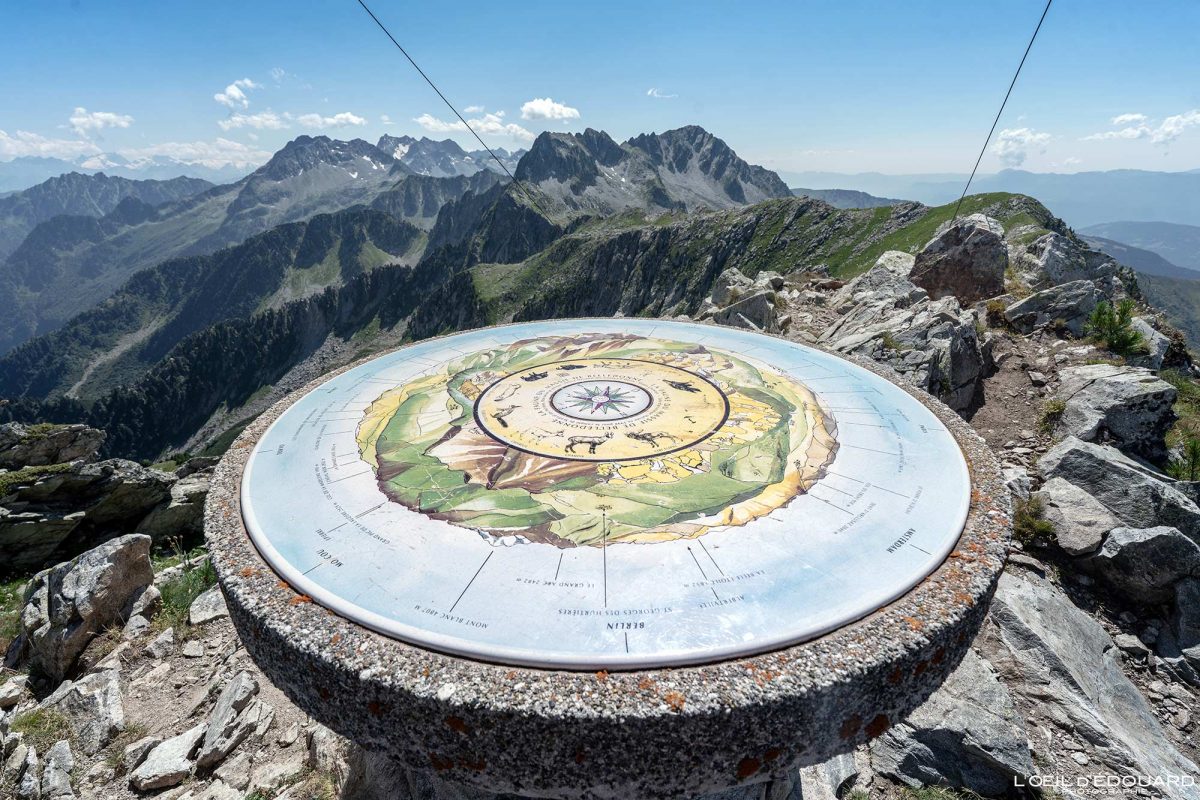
[[328, 469, 372, 484], [871, 483, 914, 500], [624, 632, 629, 653], [449, 552, 493, 613], [711, 587, 721, 601], [355, 503, 385, 519], [554, 553, 563, 582], [909, 543, 933, 555], [842, 443, 900, 456], [808, 493, 852, 514], [302, 563, 323, 576], [687, 547, 709, 581], [837, 421, 892, 429], [697, 539, 725, 576]]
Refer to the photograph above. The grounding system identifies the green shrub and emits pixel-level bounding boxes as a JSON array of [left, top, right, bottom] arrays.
[[1086, 298, 1144, 356], [11, 708, 73, 752], [158, 558, 218, 634], [1167, 437, 1200, 481], [1013, 496, 1056, 547], [1037, 399, 1066, 434]]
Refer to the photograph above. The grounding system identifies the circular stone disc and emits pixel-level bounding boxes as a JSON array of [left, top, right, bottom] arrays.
[[240, 320, 970, 669]]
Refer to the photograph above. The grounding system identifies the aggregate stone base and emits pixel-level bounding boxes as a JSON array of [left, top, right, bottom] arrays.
[[205, 322, 1011, 800]]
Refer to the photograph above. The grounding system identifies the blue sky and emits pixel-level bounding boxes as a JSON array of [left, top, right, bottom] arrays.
[[2, 0, 1198, 176]]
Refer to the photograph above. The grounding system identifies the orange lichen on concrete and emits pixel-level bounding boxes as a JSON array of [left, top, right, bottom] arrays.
[[736, 757, 761, 779], [865, 714, 890, 738], [638, 677, 657, 692], [839, 715, 861, 739], [288, 594, 312, 605], [459, 755, 486, 772], [595, 670, 609, 682], [429, 753, 454, 771], [445, 716, 470, 734], [664, 691, 686, 712]]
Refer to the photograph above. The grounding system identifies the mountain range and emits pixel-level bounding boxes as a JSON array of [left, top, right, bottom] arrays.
[[376, 134, 524, 178], [779, 169, 1200, 229], [1080, 221, 1200, 271], [0, 154, 250, 193]]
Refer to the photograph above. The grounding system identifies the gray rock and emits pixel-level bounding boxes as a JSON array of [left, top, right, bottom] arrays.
[[870, 649, 1033, 795], [3, 738, 28, 783], [145, 627, 175, 660], [1020, 232, 1119, 289], [121, 614, 150, 640], [1131, 316, 1173, 370], [37, 669, 123, 756], [1171, 577, 1200, 675], [129, 584, 161, 620], [1088, 527, 1200, 604], [16, 745, 39, 800], [1032, 477, 1120, 556], [1004, 279, 1103, 336], [215, 751, 252, 791], [40, 740, 74, 800], [831, 252, 925, 309], [910, 214, 1007, 305], [306, 724, 354, 788], [709, 267, 754, 306], [122, 735, 160, 773], [195, 671, 259, 768], [0, 675, 27, 709], [129, 723, 206, 791], [0, 423, 105, 469], [136, 470, 210, 540], [1038, 437, 1200, 541], [797, 752, 857, 800], [710, 289, 779, 333], [1056, 364, 1177, 461], [182, 639, 205, 658], [188, 585, 229, 626], [979, 572, 1200, 796], [1002, 466, 1032, 501], [4, 534, 153, 682]]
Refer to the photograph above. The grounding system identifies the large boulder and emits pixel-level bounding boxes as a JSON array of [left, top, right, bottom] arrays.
[[1055, 364, 1177, 461], [196, 671, 260, 769], [1004, 279, 1103, 336], [129, 723, 207, 791], [1038, 437, 1200, 541], [869, 649, 1034, 795], [979, 572, 1200, 796], [709, 289, 779, 333], [1017, 232, 1119, 289], [831, 251, 925, 309], [910, 214, 1007, 305], [4, 534, 154, 683], [1087, 526, 1200, 604], [1170, 578, 1200, 675], [1031, 476, 1119, 556], [0, 423, 105, 469], [709, 267, 754, 306]]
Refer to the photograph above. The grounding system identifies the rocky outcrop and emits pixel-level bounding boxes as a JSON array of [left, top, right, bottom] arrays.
[[136, 469, 211, 540], [129, 723, 207, 791], [5, 534, 154, 682], [1016, 231, 1119, 289], [1004, 279, 1103, 336], [1055, 364, 1177, 461], [910, 214, 1007, 305], [1038, 437, 1200, 541], [820, 253, 984, 410], [37, 669, 124, 756], [0, 423, 104, 469], [699, 268, 784, 333], [979, 572, 1200, 796], [869, 649, 1034, 795], [1, 460, 174, 570]]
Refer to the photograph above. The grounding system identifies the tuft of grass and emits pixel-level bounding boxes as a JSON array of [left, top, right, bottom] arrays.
[[880, 331, 911, 353], [985, 298, 1008, 328], [157, 558, 218, 634], [1013, 496, 1056, 547], [11, 708, 74, 752], [1037, 399, 1066, 434], [102, 722, 149, 774], [900, 789, 985, 800], [0, 462, 75, 499], [1086, 298, 1144, 356]]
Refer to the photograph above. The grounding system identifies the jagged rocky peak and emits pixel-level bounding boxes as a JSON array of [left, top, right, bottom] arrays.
[[377, 134, 524, 178], [626, 125, 792, 197], [255, 135, 397, 181], [515, 130, 609, 183]]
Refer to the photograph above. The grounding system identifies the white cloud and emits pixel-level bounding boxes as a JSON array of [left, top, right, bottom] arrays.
[[646, 88, 677, 99], [463, 105, 485, 114], [117, 137, 270, 169], [992, 127, 1052, 167], [0, 129, 101, 160], [380, 114, 393, 125], [1083, 109, 1200, 145], [519, 97, 580, 121], [293, 111, 367, 129], [217, 111, 288, 131], [1111, 112, 1147, 125], [68, 107, 134, 137], [269, 67, 287, 83], [213, 78, 261, 109], [414, 111, 534, 143]]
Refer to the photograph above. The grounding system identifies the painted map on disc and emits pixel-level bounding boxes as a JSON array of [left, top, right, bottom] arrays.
[[241, 320, 970, 669]]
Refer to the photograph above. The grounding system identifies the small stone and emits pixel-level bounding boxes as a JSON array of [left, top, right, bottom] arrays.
[[1071, 751, 1090, 765], [277, 721, 300, 748], [1115, 634, 1150, 658], [1028, 371, 1048, 386], [0, 675, 28, 709], [129, 724, 206, 791], [16, 746, 39, 800], [182, 640, 204, 659], [41, 740, 74, 799], [436, 683, 457, 701], [215, 751, 252, 791], [188, 586, 228, 626], [195, 671, 259, 769], [122, 615, 151, 640], [145, 627, 175, 659]]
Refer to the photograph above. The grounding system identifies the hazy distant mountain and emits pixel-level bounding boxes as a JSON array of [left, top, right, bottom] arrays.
[[791, 187, 902, 208], [0, 136, 491, 353], [1081, 235, 1199, 279], [1080, 221, 1200, 271], [516, 125, 791, 216], [0, 171, 212, 259], [0, 154, 249, 193], [377, 135, 524, 178], [780, 169, 1200, 228], [0, 208, 424, 403]]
